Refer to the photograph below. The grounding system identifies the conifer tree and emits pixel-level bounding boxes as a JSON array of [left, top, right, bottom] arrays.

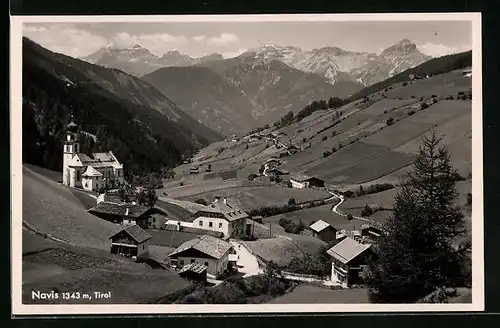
[[364, 130, 469, 302]]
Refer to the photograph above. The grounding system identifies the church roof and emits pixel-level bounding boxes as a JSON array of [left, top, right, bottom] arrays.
[[82, 165, 103, 177], [67, 121, 79, 131]]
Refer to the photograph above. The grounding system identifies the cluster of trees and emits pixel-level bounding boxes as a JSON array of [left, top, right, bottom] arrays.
[[117, 184, 157, 207], [248, 204, 300, 218], [179, 262, 292, 304], [356, 183, 395, 197], [286, 243, 336, 278], [273, 97, 348, 129], [364, 131, 470, 302], [278, 218, 306, 234]]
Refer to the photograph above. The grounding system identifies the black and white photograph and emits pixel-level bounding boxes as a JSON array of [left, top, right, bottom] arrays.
[[10, 13, 483, 314]]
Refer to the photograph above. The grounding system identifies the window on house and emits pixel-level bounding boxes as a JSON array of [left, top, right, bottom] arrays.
[[85, 182, 88, 188], [190, 259, 195, 264], [199, 221, 203, 226], [204, 262, 209, 267], [219, 222, 223, 228], [76, 171, 80, 181], [153, 218, 156, 222], [209, 222, 213, 228], [179, 260, 184, 266]]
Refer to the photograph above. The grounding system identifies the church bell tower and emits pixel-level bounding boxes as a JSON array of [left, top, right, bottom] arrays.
[[62, 121, 80, 186]]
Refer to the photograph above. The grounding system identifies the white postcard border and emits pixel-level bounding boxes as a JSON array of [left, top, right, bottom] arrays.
[[10, 12, 484, 315]]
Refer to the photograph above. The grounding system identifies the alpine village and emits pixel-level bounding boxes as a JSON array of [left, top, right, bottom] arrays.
[[22, 35, 473, 305]]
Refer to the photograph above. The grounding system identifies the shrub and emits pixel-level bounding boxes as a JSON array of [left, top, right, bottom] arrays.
[[179, 182, 184, 186], [347, 214, 353, 220], [384, 110, 388, 114], [420, 102, 429, 110], [288, 198, 296, 206], [331, 131, 337, 137], [402, 82, 408, 86], [323, 151, 332, 158], [195, 198, 208, 206], [361, 205, 374, 217], [322, 135, 328, 141], [408, 110, 416, 116], [411, 95, 416, 98], [457, 91, 465, 96], [248, 173, 258, 181], [308, 202, 316, 208], [466, 192, 472, 206], [386, 117, 395, 126], [302, 137, 307, 143]]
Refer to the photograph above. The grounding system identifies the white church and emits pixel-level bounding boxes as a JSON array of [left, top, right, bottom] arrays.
[[63, 121, 125, 192]]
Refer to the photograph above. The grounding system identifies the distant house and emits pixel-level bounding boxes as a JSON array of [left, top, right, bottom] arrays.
[[168, 235, 234, 278], [462, 68, 472, 78], [264, 167, 288, 177], [178, 262, 208, 283], [290, 174, 325, 189], [109, 224, 152, 260], [308, 220, 338, 243], [361, 223, 383, 241], [264, 158, 281, 170], [189, 167, 199, 174], [191, 197, 249, 238], [251, 216, 263, 224], [327, 237, 375, 287], [88, 201, 163, 228], [286, 145, 300, 155]]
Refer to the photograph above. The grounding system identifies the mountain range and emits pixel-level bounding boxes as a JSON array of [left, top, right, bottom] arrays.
[[82, 45, 224, 77], [82, 39, 432, 87], [143, 56, 360, 135]]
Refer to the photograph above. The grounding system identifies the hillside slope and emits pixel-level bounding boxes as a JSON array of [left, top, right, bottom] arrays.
[[182, 68, 471, 189], [23, 38, 221, 176], [142, 66, 257, 134], [349, 50, 472, 101]]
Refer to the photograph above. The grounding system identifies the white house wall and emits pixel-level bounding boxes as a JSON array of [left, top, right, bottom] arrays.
[[193, 216, 233, 237]]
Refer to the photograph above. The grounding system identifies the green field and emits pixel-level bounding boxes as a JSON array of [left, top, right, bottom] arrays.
[[269, 284, 370, 304], [180, 186, 331, 211], [23, 166, 120, 250]]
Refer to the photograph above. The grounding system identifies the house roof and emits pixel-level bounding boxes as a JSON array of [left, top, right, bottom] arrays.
[[327, 237, 371, 264], [291, 173, 321, 182], [179, 262, 208, 274], [169, 235, 233, 260], [309, 220, 333, 233], [110, 224, 152, 243], [82, 165, 102, 177], [203, 199, 249, 222], [67, 121, 79, 130], [265, 158, 280, 163], [75, 152, 121, 168], [88, 201, 151, 219]]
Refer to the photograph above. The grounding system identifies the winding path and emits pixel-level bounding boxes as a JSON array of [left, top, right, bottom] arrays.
[[327, 191, 371, 222]]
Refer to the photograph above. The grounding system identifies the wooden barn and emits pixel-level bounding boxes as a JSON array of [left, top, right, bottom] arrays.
[[109, 225, 152, 260]]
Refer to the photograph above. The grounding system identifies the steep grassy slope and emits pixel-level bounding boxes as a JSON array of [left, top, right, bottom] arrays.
[[22, 165, 118, 249]]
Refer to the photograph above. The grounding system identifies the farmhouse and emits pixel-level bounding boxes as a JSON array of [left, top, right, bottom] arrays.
[[62, 121, 125, 192], [327, 237, 374, 287], [88, 201, 166, 228], [168, 235, 234, 278], [189, 167, 199, 174], [308, 220, 338, 243], [462, 68, 472, 78], [109, 224, 152, 260], [361, 224, 383, 241], [264, 167, 288, 177], [290, 174, 325, 189], [178, 262, 208, 283], [191, 197, 249, 238]]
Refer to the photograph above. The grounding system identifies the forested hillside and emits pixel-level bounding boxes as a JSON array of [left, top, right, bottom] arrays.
[[22, 40, 216, 179]]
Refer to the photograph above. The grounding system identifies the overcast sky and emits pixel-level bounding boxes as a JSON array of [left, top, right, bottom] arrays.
[[23, 20, 472, 59]]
